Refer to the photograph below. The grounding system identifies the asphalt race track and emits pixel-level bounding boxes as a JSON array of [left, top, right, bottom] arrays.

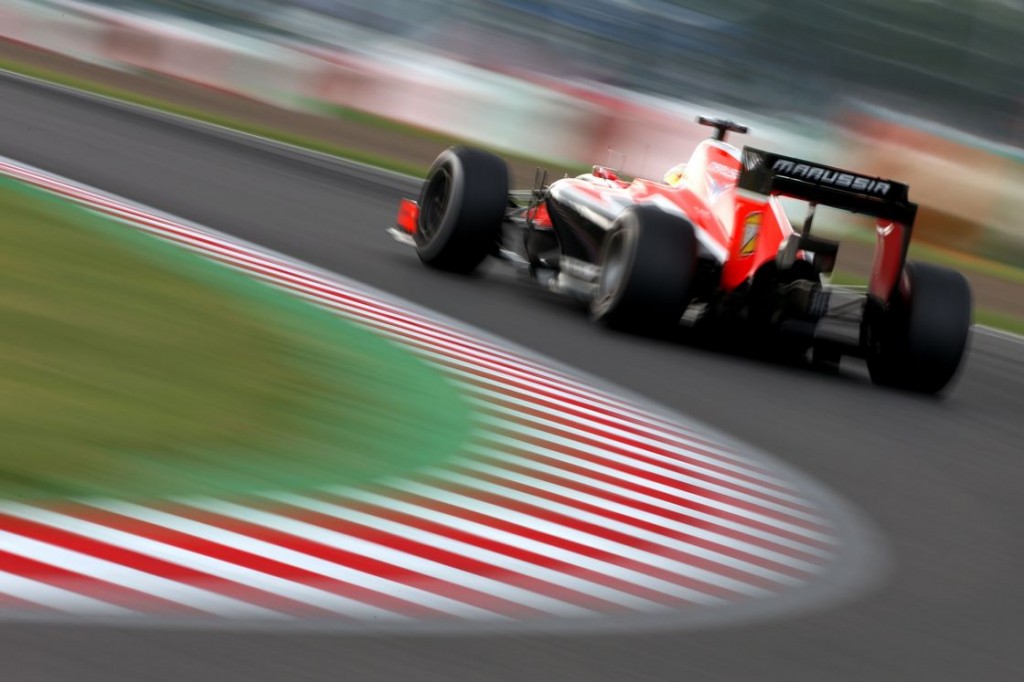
[[2, 72, 1023, 681]]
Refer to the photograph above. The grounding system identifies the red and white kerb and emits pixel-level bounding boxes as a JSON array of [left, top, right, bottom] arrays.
[[0, 158, 839, 625]]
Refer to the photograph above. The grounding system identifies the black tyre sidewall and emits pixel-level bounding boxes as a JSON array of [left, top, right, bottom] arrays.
[[591, 205, 697, 333], [866, 262, 972, 393], [415, 146, 508, 273]]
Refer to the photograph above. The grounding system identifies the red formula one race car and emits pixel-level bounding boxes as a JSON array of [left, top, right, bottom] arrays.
[[388, 117, 972, 393]]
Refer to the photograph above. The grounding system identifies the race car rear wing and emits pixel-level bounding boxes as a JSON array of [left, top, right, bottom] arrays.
[[737, 147, 917, 224]]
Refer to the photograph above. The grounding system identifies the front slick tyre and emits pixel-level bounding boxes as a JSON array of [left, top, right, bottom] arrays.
[[865, 262, 972, 394], [591, 205, 696, 335], [415, 146, 508, 274]]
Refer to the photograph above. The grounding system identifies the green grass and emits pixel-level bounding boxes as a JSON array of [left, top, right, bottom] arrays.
[[817, 217, 1024, 285], [973, 309, 1024, 336], [829, 270, 1024, 334], [826, 270, 868, 287], [906, 241, 1024, 286], [0, 177, 474, 502]]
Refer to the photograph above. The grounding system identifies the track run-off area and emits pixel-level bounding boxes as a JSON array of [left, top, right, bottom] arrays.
[[0, 156, 875, 630]]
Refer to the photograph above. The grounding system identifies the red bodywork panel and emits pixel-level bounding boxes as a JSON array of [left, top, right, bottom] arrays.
[[526, 201, 554, 229], [552, 140, 795, 292], [724, 192, 793, 291], [396, 198, 419, 234], [870, 219, 909, 303]]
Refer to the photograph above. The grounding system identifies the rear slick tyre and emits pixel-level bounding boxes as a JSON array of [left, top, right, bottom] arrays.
[[415, 146, 508, 273], [590, 205, 697, 334], [865, 262, 972, 394]]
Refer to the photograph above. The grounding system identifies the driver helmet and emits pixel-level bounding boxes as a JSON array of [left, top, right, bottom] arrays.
[[663, 162, 686, 187]]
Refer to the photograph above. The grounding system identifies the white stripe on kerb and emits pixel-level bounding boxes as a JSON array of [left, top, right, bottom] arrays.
[[184, 499, 595, 616], [0, 529, 281, 619], [376, 480, 771, 597], [454, 457, 822, 572], [74, 501, 482, 619], [456, 381, 791, 486], [315, 489, 719, 607], [0, 571, 139, 616], [467, 444, 834, 557], [344, 485, 733, 603], [91, 499, 640, 616], [78, 500, 507, 620], [1, 504, 422, 620], [464, 393, 806, 504], [474, 422, 831, 535], [420, 467, 810, 583], [261, 492, 668, 612]]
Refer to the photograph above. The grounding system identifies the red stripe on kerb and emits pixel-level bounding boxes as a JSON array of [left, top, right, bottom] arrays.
[[0, 514, 320, 617], [417, 353, 770, 474], [460, 378, 789, 491], [53, 503, 445, 619], [0, 550, 201, 615], [164, 504, 544, 618], [294, 491, 695, 609], [442, 464, 816, 581], [263, 497, 646, 612], [386, 477, 782, 593], [484, 422, 829, 535], [474, 438, 834, 552], [336, 488, 740, 601], [474, 390, 807, 508], [462, 454, 825, 566]]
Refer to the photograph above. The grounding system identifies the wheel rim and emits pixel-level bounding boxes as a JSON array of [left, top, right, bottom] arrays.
[[596, 230, 628, 308], [419, 168, 451, 242]]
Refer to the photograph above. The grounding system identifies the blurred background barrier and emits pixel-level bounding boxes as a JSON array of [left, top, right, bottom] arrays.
[[839, 105, 1024, 262], [2, 0, 1022, 261]]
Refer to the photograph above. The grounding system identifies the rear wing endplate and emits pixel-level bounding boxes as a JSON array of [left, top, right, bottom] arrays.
[[738, 147, 916, 224]]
